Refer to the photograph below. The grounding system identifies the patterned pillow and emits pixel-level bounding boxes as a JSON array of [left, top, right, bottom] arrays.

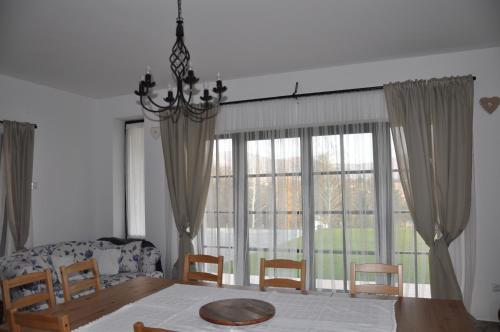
[[119, 241, 142, 273]]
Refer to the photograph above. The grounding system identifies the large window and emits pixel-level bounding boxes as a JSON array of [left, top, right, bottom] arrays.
[[125, 121, 145, 238], [201, 123, 430, 296]]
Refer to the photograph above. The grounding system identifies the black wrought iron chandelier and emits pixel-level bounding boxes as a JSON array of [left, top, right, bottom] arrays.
[[134, 0, 227, 122]]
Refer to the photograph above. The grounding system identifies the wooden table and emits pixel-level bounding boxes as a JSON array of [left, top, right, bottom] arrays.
[[0, 277, 475, 332]]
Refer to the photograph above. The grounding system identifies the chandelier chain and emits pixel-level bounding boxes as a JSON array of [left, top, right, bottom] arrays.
[[178, 0, 182, 19]]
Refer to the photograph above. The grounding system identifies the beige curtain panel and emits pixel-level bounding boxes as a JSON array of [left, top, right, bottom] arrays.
[[2, 120, 35, 251], [160, 110, 217, 279], [384, 76, 474, 300]]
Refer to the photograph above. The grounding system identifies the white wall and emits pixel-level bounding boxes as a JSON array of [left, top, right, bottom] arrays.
[[0, 74, 97, 246]]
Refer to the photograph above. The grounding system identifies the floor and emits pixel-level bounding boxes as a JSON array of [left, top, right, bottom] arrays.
[[475, 320, 500, 332]]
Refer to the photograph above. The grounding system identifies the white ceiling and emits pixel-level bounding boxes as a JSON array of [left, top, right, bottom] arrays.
[[1, 0, 499, 98]]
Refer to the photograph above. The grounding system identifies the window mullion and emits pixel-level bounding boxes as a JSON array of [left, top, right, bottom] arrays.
[[215, 139, 220, 258], [301, 128, 314, 290], [234, 134, 248, 285], [271, 137, 277, 263], [339, 132, 348, 292]]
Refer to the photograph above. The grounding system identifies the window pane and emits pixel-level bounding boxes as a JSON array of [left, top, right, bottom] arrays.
[[314, 214, 344, 290], [218, 139, 233, 176], [344, 173, 375, 211], [392, 172, 408, 212], [248, 213, 273, 284], [218, 177, 233, 212], [314, 174, 342, 212], [219, 213, 234, 248], [275, 137, 301, 173], [247, 140, 272, 175], [312, 135, 341, 172], [248, 176, 273, 212], [202, 213, 217, 248], [205, 178, 217, 211], [344, 133, 373, 171], [276, 214, 303, 253], [275, 176, 302, 212]]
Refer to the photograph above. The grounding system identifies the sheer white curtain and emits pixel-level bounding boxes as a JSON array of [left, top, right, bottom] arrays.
[[126, 123, 145, 238]]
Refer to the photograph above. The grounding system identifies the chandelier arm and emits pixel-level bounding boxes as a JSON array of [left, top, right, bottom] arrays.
[[184, 101, 219, 112], [147, 95, 171, 109], [140, 96, 170, 114]]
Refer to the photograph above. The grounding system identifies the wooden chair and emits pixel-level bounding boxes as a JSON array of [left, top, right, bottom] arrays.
[[182, 254, 223, 287], [133, 321, 174, 332], [349, 263, 403, 297], [1, 269, 56, 322], [8, 311, 70, 332], [60, 258, 100, 302], [259, 258, 306, 292]]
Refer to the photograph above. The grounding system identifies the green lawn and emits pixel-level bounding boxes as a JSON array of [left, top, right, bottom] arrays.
[[213, 226, 430, 285]]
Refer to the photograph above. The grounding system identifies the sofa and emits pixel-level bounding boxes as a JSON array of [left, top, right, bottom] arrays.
[[0, 238, 163, 316]]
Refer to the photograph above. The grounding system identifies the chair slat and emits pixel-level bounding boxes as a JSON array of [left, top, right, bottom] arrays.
[[1, 269, 56, 322], [60, 258, 100, 302], [183, 254, 223, 287], [350, 263, 403, 297], [259, 258, 306, 292]]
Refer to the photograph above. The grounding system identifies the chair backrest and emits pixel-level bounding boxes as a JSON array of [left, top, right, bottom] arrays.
[[60, 258, 100, 302], [349, 263, 403, 296], [8, 311, 70, 332], [182, 254, 223, 287], [133, 321, 174, 332], [1, 269, 56, 319], [259, 258, 306, 292]]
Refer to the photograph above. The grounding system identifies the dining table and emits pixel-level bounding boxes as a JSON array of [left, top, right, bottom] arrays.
[[0, 277, 476, 332]]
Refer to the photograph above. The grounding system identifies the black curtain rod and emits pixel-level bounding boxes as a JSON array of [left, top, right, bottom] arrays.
[[0, 120, 38, 129], [221, 76, 476, 106]]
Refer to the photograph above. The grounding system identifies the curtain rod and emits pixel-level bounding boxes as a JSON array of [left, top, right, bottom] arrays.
[[0, 120, 38, 129], [221, 76, 477, 106]]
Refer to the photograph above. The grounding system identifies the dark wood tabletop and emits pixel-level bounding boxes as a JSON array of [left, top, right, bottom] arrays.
[[0, 277, 476, 332]]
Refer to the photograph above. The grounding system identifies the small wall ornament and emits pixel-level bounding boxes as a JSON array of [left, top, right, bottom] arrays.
[[479, 96, 499, 114]]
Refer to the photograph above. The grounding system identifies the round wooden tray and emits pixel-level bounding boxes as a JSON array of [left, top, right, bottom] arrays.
[[199, 298, 275, 326]]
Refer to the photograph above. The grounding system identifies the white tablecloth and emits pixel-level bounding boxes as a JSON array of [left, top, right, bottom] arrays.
[[74, 284, 396, 332]]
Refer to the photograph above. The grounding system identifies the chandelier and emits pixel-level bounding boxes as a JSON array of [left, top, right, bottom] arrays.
[[134, 0, 227, 122]]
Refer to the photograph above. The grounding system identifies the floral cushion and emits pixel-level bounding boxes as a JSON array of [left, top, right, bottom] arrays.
[[118, 241, 142, 273]]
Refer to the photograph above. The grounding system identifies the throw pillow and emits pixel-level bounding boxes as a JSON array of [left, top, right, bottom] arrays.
[[119, 241, 142, 273], [51, 254, 75, 283], [93, 249, 121, 275]]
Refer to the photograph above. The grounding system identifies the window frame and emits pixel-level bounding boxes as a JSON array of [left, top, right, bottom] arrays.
[[124, 119, 145, 239]]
